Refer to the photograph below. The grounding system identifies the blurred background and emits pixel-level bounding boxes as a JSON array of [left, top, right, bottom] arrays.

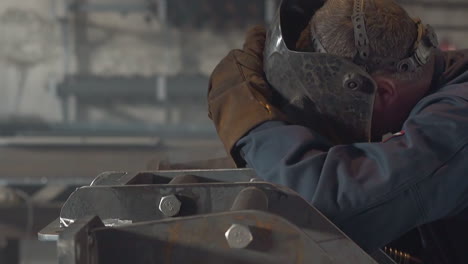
[[0, 0, 466, 263]]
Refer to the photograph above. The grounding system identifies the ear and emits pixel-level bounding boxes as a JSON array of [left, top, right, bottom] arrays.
[[373, 75, 398, 110]]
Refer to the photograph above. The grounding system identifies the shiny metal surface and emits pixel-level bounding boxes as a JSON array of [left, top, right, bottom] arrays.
[[158, 195, 182, 217], [225, 224, 253, 249]]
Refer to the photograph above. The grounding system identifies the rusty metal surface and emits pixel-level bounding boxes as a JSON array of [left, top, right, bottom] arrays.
[[57, 211, 377, 264], [40, 168, 396, 263], [93, 211, 339, 264], [59, 182, 346, 244]]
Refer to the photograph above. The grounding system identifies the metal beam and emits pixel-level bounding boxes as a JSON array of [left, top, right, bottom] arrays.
[[398, 0, 468, 9], [71, 3, 151, 13]]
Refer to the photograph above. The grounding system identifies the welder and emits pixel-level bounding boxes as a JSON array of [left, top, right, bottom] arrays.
[[207, 0, 468, 262]]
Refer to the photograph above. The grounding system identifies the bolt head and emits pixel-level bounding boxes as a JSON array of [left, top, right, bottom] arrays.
[[158, 195, 181, 217], [225, 224, 253, 249]]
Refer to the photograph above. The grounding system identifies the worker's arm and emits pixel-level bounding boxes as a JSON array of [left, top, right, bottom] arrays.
[[236, 84, 468, 251]]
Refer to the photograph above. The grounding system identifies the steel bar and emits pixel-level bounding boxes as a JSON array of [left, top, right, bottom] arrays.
[[90, 169, 256, 186]]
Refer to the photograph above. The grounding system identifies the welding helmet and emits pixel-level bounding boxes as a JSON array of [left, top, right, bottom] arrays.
[[264, 0, 438, 143]]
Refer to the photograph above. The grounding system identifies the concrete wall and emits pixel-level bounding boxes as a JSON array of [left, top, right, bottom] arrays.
[[0, 0, 62, 120], [0, 1, 466, 124], [0, 0, 246, 124]]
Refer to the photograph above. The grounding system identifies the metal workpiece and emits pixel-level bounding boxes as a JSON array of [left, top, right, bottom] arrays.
[[249, 178, 264, 182], [54, 210, 380, 264], [225, 224, 253, 249], [54, 183, 375, 263], [39, 218, 61, 242], [230, 187, 269, 211], [39, 169, 395, 263], [158, 195, 181, 217], [57, 215, 104, 264], [77, 211, 348, 264], [90, 169, 257, 186], [90, 172, 129, 186], [56, 180, 361, 254], [168, 174, 202, 184], [58, 182, 333, 234]]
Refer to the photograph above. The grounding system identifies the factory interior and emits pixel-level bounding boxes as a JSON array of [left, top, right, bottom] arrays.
[[0, 0, 467, 263]]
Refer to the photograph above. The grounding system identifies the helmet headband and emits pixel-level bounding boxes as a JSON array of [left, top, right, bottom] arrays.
[[311, 0, 439, 73]]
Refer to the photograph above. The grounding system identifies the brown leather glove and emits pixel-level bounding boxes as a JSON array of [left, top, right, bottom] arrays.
[[208, 26, 288, 166]]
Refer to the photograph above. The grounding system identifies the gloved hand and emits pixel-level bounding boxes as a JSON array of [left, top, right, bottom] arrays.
[[208, 26, 288, 166]]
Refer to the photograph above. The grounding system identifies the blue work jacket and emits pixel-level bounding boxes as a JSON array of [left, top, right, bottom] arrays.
[[236, 50, 468, 259]]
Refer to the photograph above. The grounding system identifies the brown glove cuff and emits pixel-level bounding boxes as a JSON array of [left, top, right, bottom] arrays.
[[210, 83, 287, 166], [208, 50, 287, 165]]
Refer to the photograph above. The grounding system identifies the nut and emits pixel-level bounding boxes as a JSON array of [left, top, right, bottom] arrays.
[[158, 195, 181, 217], [225, 224, 253, 249]]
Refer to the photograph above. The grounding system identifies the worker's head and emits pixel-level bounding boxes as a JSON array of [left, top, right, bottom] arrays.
[[297, 0, 436, 140]]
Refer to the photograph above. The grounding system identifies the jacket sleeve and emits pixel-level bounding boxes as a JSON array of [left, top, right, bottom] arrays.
[[235, 84, 468, 251]]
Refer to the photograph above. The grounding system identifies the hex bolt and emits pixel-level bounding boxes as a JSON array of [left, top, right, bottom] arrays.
[[158, 195, 182, 217], [225, 224, 253, 249]]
